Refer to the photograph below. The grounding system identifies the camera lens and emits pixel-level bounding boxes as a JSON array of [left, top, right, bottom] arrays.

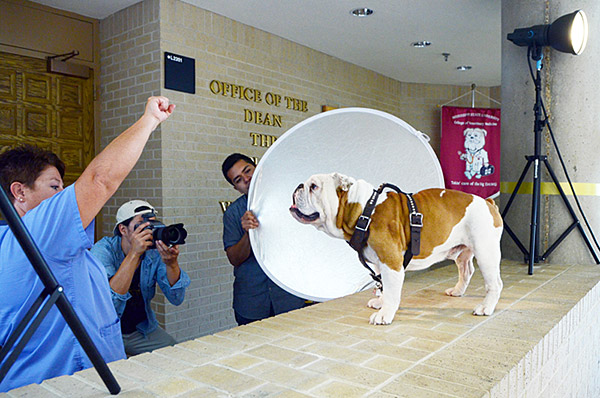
[[164, 226, 180, 243], [153, 223, 187, 246]]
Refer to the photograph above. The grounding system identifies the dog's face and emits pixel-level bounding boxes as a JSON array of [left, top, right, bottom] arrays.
[[464, 128, 486, 152], [289, 173, 355, 238]]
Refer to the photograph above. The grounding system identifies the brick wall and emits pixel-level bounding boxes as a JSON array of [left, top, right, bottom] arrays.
[[491, 269, 600, 397], [99, 0, 162, 231], [99, 0, 500, 341], [98, 0, 173, 325]]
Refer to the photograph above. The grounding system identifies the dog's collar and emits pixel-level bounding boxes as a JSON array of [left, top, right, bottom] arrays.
[[348, 183, 423, 286]]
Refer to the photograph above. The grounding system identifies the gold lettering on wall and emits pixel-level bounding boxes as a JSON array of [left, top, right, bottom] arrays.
[[249, 132, 277, 147], [244, 109, 282, 127], [264, 92, 281, 106], [209, 78, 307, 151], [208, 79, 309, 118], [219, 201, 232, 213], [209, 80, 262, 102], [284, 96, 308, 112]]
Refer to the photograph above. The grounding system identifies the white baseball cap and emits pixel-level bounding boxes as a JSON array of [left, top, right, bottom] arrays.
[[113, 200, 157, 235]]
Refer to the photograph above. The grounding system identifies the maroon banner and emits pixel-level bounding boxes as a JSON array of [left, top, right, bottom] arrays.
[[440, 106, 501, 198]]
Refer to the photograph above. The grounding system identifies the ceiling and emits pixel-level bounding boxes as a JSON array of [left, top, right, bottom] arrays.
[[30, 0, 501, 86]]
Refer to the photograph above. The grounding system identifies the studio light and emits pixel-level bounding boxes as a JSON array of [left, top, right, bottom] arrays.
[[502, 9, 599, 275], [507, 10, 588, 55]]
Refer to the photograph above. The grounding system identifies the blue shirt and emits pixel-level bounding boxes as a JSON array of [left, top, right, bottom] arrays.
[[0, 185, 126, 392], [90, 235, 190, 336], [223, 195, 305, 319]]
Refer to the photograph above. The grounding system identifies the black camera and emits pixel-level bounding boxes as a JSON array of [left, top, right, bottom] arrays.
[[135, 212, 187, 249]]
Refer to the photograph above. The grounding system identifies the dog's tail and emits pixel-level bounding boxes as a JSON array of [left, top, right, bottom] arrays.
[[485, 198, 503, 228]]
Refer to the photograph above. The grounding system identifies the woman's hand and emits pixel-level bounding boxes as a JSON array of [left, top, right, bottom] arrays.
[[144, 96, 176, 126]]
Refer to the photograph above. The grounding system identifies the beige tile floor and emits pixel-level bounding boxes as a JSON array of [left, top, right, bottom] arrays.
[[4, 260, 600, 397]]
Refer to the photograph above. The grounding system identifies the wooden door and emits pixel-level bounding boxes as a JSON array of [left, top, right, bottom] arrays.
[[0, 51, 94, 187]]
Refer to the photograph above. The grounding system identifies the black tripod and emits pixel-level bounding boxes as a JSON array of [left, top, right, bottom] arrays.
[[0, 186, 120, 394], [502, 45, 600, 275]]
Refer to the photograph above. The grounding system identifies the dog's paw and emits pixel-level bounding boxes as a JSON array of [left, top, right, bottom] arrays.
[[445, 287, 464, 297], [367, 297, 382, 309], [473, 304, 494, 316], [369, 310, 394, 325]]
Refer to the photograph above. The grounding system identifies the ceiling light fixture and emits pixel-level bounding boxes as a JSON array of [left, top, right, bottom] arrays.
[[350, 8, 374, 17], [456, 65, 472, 71], [411, 41, 431, 48]]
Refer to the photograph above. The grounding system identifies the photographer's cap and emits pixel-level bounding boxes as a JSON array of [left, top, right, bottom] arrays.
[[114, 200, 157, 235]]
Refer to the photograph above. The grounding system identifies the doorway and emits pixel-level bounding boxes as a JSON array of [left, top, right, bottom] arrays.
[[0, 51, 94, 187]]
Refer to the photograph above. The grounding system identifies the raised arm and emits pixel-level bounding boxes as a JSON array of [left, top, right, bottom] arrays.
[[75, 96, 175, 228]]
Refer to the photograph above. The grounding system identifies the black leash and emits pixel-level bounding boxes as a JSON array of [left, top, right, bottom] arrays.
[[348, 183, 423, 289]]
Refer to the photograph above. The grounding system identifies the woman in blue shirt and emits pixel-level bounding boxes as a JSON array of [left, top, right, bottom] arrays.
[[0, 96, 175, 392]]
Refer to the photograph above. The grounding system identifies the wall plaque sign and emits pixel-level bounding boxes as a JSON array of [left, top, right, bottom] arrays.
[[164, 52, 195, 94]]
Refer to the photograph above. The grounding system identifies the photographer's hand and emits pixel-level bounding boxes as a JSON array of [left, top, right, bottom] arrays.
[[157, 241, 181, 286], [130, 222, 154, 256], [109, 222, 153, 295]]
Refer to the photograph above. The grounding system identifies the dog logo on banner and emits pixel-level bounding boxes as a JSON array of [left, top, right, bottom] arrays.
[[440, 106, 501, 198], [459, 127, 494, 180]]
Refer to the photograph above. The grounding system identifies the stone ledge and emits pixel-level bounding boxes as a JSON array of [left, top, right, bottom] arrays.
[[4, 260, 600, 397]]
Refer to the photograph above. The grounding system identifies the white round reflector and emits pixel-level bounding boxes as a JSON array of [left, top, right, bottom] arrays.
[[248, 107, 444, 302]]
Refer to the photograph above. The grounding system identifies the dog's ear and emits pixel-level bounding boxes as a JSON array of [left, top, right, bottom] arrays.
[[332, 172, 354, 191]]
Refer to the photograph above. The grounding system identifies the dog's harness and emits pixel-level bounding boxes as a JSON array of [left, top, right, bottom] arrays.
[[348, 183, 423, 290]]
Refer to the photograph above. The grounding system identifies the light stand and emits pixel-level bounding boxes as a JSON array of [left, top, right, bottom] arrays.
[[503, 10, 599, 274], [0, 185, 120, 394]]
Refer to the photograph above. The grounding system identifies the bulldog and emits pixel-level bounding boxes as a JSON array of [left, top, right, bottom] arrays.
[[290, 172, 503, 325]]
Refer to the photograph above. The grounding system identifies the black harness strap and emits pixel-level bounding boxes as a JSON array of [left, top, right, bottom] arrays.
[[347, 183, 423, 289], [405, 192, 423, 260]]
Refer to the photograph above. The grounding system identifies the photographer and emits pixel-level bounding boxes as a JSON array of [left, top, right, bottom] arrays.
[[90, 200, 190, 356], [0, 96, 174, 392]]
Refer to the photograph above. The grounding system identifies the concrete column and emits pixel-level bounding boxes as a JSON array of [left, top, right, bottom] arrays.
[[501, 0, 600, 265]]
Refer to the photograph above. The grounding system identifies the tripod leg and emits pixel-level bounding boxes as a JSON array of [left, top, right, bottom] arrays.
[[54, 295, 121, 394], [541, 159, 600, 264], [502, 159, 533, 217], [502, 158, 534, 263], [503, 223, 529, 257], [528, 158, 542, 275], [0, 290, 47, 364], [0, 287, 61, 382]]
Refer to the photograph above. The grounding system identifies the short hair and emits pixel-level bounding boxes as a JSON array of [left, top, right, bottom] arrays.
[[221, 153, 255, 185], [0, 145, 65, 202], [115, 217, 134, 237], [114, 201, 155, 236]]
